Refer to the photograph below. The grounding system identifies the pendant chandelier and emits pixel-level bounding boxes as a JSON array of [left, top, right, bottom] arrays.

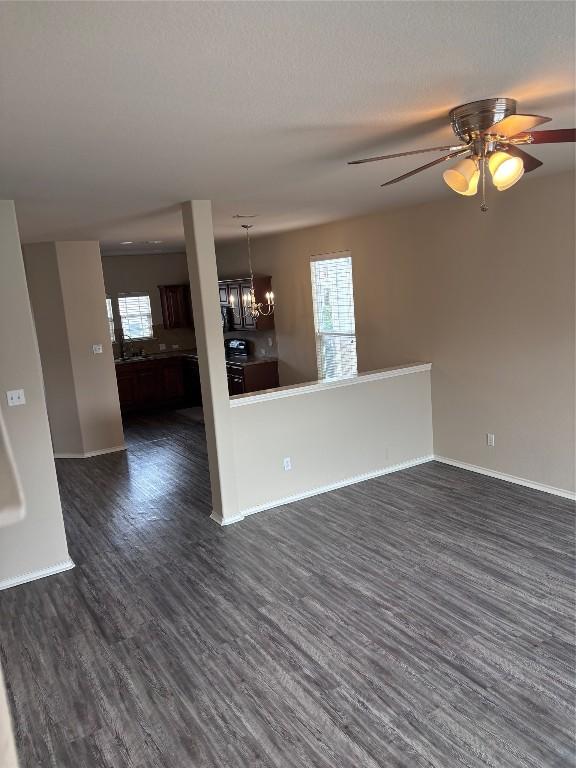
[[229, 224, 274, 319]]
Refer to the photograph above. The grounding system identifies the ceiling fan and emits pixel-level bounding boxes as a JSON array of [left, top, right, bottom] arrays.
[[349, 98, 576, 211]]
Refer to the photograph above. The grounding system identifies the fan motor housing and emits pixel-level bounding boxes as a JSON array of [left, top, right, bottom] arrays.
[[449, 98, 517, 142]]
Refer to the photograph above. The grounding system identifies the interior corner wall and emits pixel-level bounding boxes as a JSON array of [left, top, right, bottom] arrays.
[[23, 241, 125, 457], [0, 201, 71, 584], [56, 242, 125, 455], [216, 170, 575, 494], [23, 243, 84, 455]]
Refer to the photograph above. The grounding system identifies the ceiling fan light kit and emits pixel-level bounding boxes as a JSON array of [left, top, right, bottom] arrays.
[[488, 151, 524, 190], [349, 97, 575, 212], [442, 157, 479, 194]]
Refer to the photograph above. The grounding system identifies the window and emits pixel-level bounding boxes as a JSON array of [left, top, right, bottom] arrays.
[[310, 252, 357, 380], [106, 297, 115, 342], [117, 293, 153, 340]]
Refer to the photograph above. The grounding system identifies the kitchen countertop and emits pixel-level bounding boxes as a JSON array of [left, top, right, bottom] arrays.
[[114, 350, 197, 365], [224, 355, 278, 367], [114, 350, 277, 368]]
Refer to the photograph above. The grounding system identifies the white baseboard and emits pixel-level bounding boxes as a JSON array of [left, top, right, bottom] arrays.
[[54, 445, 126, 459], [238, 455, 435, 519], [219, 453, 574, 526], [434, 455, 576, 501], [0, 558, 75, 592], [210, 509, 247, 526]]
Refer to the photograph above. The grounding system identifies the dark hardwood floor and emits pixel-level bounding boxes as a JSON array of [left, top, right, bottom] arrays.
[[1, 409, 574, 767]]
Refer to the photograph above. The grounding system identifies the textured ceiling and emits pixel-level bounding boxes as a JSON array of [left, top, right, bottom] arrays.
[[0, 1, 574, 252]]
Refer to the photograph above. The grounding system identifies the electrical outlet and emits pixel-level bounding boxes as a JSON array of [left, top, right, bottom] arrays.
[[6, 389, 26, 407], [92, 344, 103, 354], [172, 344, 180, 350], [158, 343, 166, 351], [486, 433, 495, 447], [283, 457, 292, 471], [267, 337, 273, 348]]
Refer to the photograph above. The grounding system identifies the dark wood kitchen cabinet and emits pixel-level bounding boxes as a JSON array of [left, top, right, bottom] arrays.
[[182, 356, 202, 407], [226, 360, 279, 396], [115, 357, 186, 412], [160, 358, 186, 402], [218, 276, 274, 332], [116, 354, 279, 411], [158, 284, 193, 329]]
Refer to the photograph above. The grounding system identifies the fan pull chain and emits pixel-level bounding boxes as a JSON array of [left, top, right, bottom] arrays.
[[480, 154, 488, 212]]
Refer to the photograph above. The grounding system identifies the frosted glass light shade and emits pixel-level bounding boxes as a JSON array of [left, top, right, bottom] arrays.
[[494, 165, 525, 191], [459, 168, 480, 196], [488, 151, 524, 190], [443, 158, 479, 194]]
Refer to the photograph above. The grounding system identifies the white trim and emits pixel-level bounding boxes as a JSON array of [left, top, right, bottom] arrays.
[[54, 445, 126, 459], [213, 453, 574, 527], [210, 510, 246, 526], [238, 455, 434, 518], [0, 559, 75, 592], [434, 456, 576, 501], [310, 249, 351, 262], [230, 363, 432, 407]]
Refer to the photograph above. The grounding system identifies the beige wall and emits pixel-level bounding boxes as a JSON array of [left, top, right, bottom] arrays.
[[232, 368, 433, 513], [22, 243, 84, 454], [218, 171, 575, 493], [182, 201, 239, 524], [24, 241, 125, 457], [101, 251, 196, 353], [0, 201, 71, 584]]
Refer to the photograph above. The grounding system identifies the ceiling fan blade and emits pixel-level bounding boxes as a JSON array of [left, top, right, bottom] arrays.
[[510, 128, 576, 145], [348, 145, 467, 165], [486, 113, 551, 137], [506, 145, 543, 173], [381, 148, 470, 187]]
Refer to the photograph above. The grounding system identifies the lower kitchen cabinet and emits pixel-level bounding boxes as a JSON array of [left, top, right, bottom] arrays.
[[116, 372, 139, 410], [116, 354, 279, 412], [161, 359, 186, 401], [182, 357, 202, 407], [226, 360, 279, 396], [115, 357, 186, 412]]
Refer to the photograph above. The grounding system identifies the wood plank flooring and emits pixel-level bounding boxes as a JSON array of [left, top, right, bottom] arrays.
[[0, 409, 574, 767]]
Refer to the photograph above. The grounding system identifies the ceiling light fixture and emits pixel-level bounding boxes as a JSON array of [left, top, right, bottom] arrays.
[[442, 157, 479, 195], [228, 224, 274, 320], [146, 240, 163, 244], [120, 241, 134, 245], [349, 98, 576, 213], [488, 151, 524, 190]]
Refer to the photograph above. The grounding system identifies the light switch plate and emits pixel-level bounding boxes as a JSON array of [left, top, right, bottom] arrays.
[[92, 344, 103, 354], [6, 389, 26, 407]]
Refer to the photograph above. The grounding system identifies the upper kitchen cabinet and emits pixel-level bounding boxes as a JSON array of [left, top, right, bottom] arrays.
[[159, 284, 193, 329], [219, 276, 275, 332]]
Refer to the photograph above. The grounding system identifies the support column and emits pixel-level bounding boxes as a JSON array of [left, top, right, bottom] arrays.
[[0, 201, 72, 587], [182, 201, 240, 524], [23, 241, 125, 458]]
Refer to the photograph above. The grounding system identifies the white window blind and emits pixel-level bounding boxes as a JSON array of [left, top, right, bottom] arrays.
[[118, 294, 153, 340], [310, 253, 357, 380], [106, 298, 115, 342]]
